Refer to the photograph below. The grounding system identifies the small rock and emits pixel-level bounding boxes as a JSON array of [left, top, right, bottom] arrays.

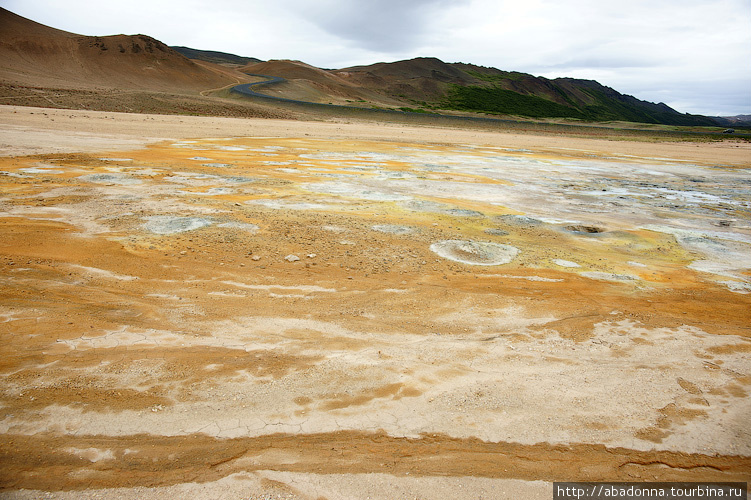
[[251, 255, 261, 261], [285, 254, 300, 262], [307, 253, 317, 258]]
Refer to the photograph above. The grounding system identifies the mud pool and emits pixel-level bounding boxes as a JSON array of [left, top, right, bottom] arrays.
[[8, 135, 744, 291]]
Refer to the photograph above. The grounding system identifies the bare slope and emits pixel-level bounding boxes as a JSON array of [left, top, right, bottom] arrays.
[[0, 7, 727, 127], [241, 59, 406, 106], [332, 58, 720, 125], [0, 7, 235, 92], [336, 57, 481, 101], [171, 45, 262, 67]]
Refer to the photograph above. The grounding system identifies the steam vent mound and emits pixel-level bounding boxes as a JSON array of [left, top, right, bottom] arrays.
[[430, 240, 520, 265]]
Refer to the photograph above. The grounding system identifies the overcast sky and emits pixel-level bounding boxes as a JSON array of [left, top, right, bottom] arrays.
[[4, 0, 750, 116]]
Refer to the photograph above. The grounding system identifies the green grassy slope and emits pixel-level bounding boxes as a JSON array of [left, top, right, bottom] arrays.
[[439, 64, 720, 126]]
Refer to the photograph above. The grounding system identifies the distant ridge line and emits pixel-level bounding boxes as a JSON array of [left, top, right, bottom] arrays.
[[229, 75, 749, 138]]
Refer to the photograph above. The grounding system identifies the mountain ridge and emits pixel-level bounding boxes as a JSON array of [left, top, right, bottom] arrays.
[[170, 46, 261, 66], [0, 8, 236, 92], [331, 58, 720, 126], [0, 7, 740, 127]]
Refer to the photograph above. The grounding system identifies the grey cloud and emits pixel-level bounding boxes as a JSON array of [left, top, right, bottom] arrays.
[[5, 0, 749, 114], [300, 0, 467, 52], [634, 78, 751, 116], [535, 56, 664, 72]]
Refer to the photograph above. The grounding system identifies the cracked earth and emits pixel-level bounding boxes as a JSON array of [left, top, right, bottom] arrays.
[[0, 108, 749, 499]]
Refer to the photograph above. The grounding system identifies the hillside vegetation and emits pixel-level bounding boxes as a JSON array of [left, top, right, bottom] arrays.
[[2, 6, 743, 128], [435, 64, 719, 126]]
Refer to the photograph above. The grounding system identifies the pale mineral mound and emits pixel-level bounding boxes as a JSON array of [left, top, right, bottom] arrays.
[[430, 240, 519, 265]]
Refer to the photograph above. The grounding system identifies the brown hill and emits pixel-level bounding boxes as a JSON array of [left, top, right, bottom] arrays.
[[171, 46, 262, 67], [447, 62, 719, 125], [334, 57, 481, 101], [241, 59, 404, 106], [0, 7, 720, 126], [242, 60, 343, 83], [327, 58, 719, 126], [341, 57, 473, 82], [0, 7, 235, 92], [450, 62, 577, 106]]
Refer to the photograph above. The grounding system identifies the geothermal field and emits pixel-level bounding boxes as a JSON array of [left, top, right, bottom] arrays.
[[0, 108, 749, 498]]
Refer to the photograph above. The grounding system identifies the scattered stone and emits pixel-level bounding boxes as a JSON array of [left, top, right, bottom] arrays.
[[566, 225, 605, 234], [484, 228, 509, 236], [447, 208, 484, 217], [284, 254, 301, 262]]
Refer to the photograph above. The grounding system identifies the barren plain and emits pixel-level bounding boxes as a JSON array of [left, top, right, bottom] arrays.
[[0, 105, 750, 499]]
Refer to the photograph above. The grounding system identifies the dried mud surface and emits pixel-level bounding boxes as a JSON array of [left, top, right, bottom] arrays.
[[0, 107, 750, 498]]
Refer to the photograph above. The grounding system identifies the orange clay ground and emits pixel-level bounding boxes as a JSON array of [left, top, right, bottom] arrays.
[[0, 120, 749, 498]]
